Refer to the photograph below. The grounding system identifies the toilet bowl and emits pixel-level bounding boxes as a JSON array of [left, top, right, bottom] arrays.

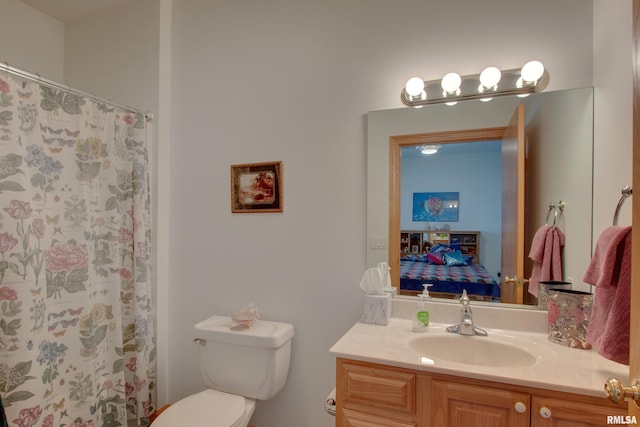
[[152, 389, 256, 427], [153, 315, 294, 427]]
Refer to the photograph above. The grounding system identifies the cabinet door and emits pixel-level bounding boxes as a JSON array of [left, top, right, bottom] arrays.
[[430, 379, 530, 427], [532, 396, 628, 427], [338, 361, 415, 423], [340, 408, 416, 427]]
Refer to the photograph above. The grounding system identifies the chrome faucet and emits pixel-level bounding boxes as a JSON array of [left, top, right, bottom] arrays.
[[446, 290, 487, 336]]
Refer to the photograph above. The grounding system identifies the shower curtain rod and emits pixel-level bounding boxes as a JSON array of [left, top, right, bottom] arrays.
[[1, 62, 152, 121]]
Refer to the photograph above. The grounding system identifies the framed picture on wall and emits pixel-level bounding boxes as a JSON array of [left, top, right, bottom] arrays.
[[412, 192, 459, 222], [230, 161, 283, 213]]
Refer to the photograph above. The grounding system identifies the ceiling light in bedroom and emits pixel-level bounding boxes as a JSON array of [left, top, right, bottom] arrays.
[[417, 145, 440, 156], [401, 61, 549, 107]]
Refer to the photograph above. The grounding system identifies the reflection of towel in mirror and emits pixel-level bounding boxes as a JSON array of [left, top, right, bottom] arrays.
[[1, 394, 7, 427], [528, 225, 565, 297], [584, 225, 631, 365]]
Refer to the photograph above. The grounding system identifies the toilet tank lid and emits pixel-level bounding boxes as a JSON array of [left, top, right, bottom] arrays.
[[194, 315, 294, 348]]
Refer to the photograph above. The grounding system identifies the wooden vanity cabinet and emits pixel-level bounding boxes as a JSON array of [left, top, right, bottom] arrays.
[[530, 396, 624, 427], [429, 379, 530, 427], [336, 358, 626, 427], [337, 359, 417, 426]]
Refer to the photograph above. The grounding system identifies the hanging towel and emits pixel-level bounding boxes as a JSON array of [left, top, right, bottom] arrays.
[[0, 395, 7, 427], [584, 225, 631, 365], [528, 225, 565, 297]]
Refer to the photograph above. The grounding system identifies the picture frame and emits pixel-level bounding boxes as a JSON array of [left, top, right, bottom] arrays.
[[230, 161, 283, 213], [412, 192, 459, 222]]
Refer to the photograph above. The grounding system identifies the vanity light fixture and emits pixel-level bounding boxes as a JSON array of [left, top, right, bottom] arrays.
[[441, 72, 462, 106], [401, 60, 549, 107], [405, 77, 427, 98], [479, 66, 502, 90], [441, 72, 462, 95]]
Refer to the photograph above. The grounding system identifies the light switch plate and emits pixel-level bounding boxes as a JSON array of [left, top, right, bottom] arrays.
[[370, 237, 388, 249]]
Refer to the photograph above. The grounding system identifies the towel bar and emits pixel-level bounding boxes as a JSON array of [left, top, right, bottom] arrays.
[[544, 201, 565, 228], [612, 185, 632, 225]]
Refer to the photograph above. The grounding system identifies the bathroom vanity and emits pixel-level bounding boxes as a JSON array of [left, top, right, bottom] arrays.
[[330, 312, 629, 427], [336, 358, 624, 426]]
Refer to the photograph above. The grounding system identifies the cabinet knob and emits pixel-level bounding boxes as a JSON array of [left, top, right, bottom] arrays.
[[539, 406, 552, 418], [514, 401, 527, 413], [605, 377, 640, 404]]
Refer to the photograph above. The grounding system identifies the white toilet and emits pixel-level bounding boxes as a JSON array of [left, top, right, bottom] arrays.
[[153, 315, 294, 427]]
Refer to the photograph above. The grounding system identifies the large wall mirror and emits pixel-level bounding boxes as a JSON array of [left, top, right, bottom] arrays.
[[366, 87, 594, 307]]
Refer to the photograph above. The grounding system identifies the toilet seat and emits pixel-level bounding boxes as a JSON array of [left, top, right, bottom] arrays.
[[152, 389, 251, 427]]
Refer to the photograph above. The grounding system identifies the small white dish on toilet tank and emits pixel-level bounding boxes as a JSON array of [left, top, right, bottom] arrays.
[[194, 315, 294, 348]]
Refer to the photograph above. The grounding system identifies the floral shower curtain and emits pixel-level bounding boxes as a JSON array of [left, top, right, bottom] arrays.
[[0, 71, 155, 426]]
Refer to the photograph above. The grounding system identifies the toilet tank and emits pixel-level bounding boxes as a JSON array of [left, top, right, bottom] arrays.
[[193, 315, 294, 400]]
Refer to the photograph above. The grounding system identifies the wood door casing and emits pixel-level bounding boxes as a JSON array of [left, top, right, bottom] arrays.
[[500, 105, 526, 304], [630, 0, 640, 418], [388, 128, 507, 288]]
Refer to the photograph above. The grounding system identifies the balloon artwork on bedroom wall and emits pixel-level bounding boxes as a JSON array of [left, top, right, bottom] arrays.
[[412, 192, 459, 222]]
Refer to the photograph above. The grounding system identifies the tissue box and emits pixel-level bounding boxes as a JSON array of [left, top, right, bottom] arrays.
[[362, 294, 392, 325]]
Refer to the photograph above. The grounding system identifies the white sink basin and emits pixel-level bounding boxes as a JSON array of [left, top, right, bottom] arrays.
[[409, 334, 537, 368]]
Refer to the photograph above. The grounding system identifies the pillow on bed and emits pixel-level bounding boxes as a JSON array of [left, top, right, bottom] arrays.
[[401, 254, 430, 263], [443, 250, 469, 266], [429, 243, 451, 254], [464, 255, 475, 264], [427, 252, 445, 265]]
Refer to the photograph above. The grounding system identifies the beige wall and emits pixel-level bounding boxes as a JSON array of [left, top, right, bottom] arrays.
[[593, 0, 633, 233], [0, 0, 64, 80], [167, 2, 597, 426]]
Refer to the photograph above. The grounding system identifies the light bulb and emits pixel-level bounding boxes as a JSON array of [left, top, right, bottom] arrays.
[[405, 77, 425, 97], [521, 60, 544, 82], [441, 72, 461, 94], [480, 66, 501, 89], [515, 77, 530, 97]]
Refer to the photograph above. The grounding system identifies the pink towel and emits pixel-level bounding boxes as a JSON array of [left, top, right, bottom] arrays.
[[528, 225, 565, 297], [584, 226, 631, 365]]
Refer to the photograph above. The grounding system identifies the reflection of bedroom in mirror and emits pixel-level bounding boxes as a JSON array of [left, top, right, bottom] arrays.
[[366, 88, 594, 306], [398, 140, 501, 302]]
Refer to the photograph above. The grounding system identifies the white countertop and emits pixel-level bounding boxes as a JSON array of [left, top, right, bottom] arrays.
[[329, 317, 629, 397]]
